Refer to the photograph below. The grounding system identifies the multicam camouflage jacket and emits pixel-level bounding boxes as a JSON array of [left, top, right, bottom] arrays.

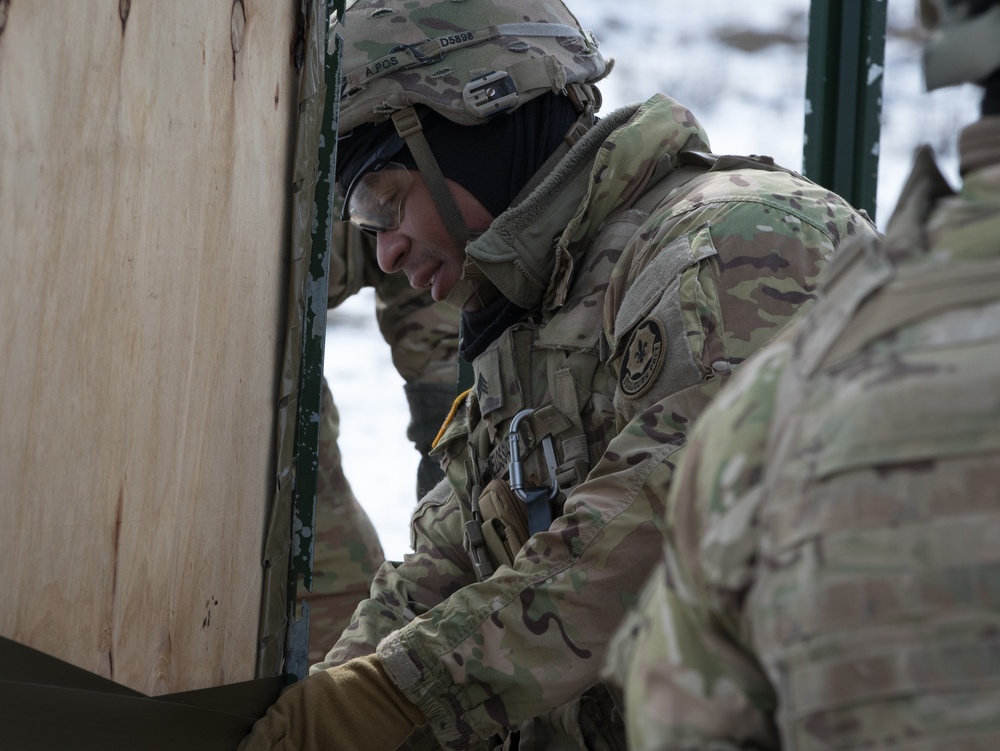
[[314, 93, 876, 750], [610, 117, 1000, 750]]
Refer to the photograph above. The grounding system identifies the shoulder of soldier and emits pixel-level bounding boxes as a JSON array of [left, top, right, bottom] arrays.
[[602, 164, 871, 356], [665, 163, 873, 244], [608, 162, 874, 292]]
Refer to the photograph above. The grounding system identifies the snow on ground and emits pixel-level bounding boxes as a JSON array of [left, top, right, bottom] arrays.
[[326, 0, 983, 561]]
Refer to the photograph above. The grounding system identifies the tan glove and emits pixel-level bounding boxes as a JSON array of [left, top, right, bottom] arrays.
[[238, 654, 426, 751]]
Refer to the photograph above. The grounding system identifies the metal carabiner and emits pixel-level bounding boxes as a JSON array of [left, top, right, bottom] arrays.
[[508, 409, 560, 535]]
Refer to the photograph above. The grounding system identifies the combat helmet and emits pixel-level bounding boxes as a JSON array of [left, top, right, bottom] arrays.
[[330, 0, 609, 252], [920, 0, 1000, 89]]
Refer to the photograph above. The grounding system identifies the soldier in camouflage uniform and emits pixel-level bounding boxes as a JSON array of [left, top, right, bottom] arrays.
[[300, 218, 460, 662], [606, 1, 1000, 748], [241, 1, 876, 749]]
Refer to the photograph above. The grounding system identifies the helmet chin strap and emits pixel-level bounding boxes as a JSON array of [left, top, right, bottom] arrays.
[[391, 107, 470, 252], [445, 258, 500, 311]]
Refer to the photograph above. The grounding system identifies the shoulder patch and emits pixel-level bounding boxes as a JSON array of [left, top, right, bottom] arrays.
[[619, 317, 666, 399]]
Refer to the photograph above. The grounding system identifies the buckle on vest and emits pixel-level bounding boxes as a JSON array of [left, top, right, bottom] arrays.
[[464, 484, 496, 581]]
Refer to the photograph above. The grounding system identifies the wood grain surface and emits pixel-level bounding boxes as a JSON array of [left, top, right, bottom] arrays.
[[0, 0, 298, 694]]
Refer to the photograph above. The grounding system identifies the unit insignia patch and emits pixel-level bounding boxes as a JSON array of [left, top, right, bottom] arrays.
[[619, 318, 666, 399]]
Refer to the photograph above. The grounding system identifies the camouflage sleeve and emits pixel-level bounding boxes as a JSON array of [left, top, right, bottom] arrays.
[[367, 187, 869, 749], [375, 413, 675, 749], [604, 343, 792, 751], [371, 377, 766, 750], [312, 477, 477, 668]]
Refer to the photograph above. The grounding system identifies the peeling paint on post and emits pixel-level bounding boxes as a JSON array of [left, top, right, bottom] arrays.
[[803, 0, 887, 219], [281, 0, 340, 683]]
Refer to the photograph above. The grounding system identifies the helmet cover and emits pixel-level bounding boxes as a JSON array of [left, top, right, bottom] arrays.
[[332, 0, 609, 134]]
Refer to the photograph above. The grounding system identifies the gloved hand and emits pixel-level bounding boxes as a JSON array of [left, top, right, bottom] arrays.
[[238, 654, 426, 751]]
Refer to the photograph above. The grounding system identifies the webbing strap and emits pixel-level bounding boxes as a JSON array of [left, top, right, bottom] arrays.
[[524, 487, 554, 536], [507, 55, 561, 93], [787, 635, 1000, 716], [342, 23, 585, 90], [391, 107, 469, 252], [498, 22, 582, 39], [775, 561, 1000, 647], [549, 355, 598, 487], [820, 256, 1000, 370]]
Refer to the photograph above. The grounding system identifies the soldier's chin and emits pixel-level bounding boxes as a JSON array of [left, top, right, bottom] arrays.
[[431, 271, 450, 302]]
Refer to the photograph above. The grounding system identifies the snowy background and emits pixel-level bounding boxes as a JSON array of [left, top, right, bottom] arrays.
[[325, 0, 983, 561]]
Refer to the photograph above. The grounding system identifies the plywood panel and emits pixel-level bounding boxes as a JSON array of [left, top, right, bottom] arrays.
[[0, 1, 298, 694]]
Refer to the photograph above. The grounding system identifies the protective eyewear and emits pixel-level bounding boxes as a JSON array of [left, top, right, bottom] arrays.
[[343, 163, 413, 235]]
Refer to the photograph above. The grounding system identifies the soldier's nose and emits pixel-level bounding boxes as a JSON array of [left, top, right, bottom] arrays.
[[375, 231, 406, 274]]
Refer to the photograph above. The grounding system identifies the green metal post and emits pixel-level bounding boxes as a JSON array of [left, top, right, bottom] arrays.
[[284, 0, 343, 682], [803, 0, 887, 218], [257, 0, 346, 684]]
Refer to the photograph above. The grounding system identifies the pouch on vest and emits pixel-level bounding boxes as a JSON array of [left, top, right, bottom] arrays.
[[464, 409, 562, 579], [476, 477, 530, 572]]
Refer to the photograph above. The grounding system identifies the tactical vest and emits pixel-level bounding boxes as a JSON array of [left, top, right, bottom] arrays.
[[752, 235, 1000, 748]]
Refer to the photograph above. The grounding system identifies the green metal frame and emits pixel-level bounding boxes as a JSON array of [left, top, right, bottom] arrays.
[[254, 0, 344, 683], [803, 0, 888, 218], [283, 0, 346, 682]]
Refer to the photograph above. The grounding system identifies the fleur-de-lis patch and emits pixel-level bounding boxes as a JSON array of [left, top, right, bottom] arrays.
[[619, 318, 666, 399]]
